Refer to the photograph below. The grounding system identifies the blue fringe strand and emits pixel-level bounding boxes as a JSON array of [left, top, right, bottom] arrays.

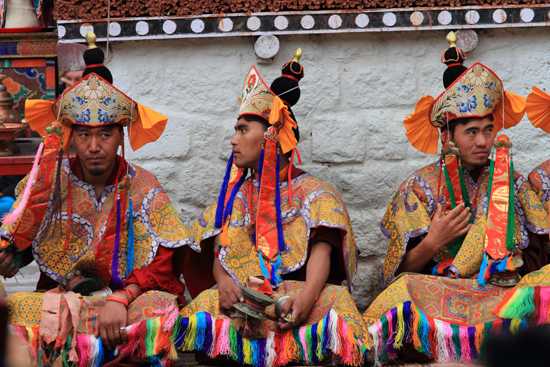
[[257, 145, 265, 190], [126, 196, 134, 277], [477, 254, 488, 287], [215, 152, 234, 228], [497, 256, 508, 273], [110, 194, 124, 291], [222, 169, 248, 222], [275, 149, 285, 252]]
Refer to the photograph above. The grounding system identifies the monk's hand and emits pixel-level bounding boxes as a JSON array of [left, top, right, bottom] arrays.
[[425, 203, 471, 250], [277, 291, 316, 330], [218, 278, 244, 311], [0, 250, 19, 278], [94, 297, 128, 349]]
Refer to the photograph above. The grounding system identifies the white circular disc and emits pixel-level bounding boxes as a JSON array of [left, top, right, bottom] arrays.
[[79, 24, 94, 37], [493, 9, 507, 24], [520, 8, 534, 23], [254, 34, 280, 59], [301, 15, 315, 29], [247, 16, 261, 31], [382, 13, 396, 26], [274, 16, 289, 30], [410, 11, 424, 26], [109, 22, 121, 36], [328, 14, 342, 29], [58, 25, 66, 38], [465, 10, 480, 25], [355, 13, 369, 28], [191, 19, 205, 33], [219, 18, 233, 32], [135, 21, 149, 35], [162, 20, 177, 34], [438, 11, 452, 25]]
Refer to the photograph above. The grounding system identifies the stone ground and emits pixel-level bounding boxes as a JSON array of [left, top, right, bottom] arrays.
[[173, 353, 473, 367]]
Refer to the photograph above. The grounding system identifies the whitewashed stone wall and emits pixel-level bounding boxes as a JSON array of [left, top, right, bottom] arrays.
[[5, 27, 550, 312]]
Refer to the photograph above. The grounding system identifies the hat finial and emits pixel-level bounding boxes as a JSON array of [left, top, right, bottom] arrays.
[[292, 47, 302, 63], [85, 31, 97, 50], [446, 31, 457, 48]]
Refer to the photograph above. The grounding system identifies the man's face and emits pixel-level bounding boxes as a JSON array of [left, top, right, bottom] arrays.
[[230, 118, 267, 170], [60, 71, 84, 91], [72, 125, 122, 177], [447, 117, 495, 171]]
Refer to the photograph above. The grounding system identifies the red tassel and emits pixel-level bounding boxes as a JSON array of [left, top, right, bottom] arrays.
[[490, 320, 503, 336], [427, 315, 438, 360], [212, 319, 223, 358], [532, 287, 542, 326], [288, 150, 295, 207], [274, 332, 284, 366]]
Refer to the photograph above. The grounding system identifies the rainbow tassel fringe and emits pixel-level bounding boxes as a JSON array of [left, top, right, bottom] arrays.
[[10, 309, 368, 367], [493, 286, 550, 324], [368, 300, 528, 366]]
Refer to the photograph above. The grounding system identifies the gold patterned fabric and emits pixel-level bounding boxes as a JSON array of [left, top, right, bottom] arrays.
[[380, 160, 548, 286], [185, 171, 358, 289], [8, 290, 177, 333], [0, 161, 192, 287]]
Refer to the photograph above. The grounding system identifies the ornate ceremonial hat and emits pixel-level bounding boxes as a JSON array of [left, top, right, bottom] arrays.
[[23, 32, 167, 151], [404, 32, 526, 154], [239, 66, 275, 122]]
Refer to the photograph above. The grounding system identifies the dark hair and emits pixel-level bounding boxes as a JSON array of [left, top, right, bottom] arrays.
[[82, 47, 113, 84], [241, 114, 269, 125], [442, 114, 495, 136]]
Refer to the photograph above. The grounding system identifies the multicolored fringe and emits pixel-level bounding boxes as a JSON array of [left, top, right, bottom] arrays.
[[493, 286, 550, 324], [368, 301, 528, 366], [10, 325, 111, 367], [117, 309, 368, 367], [10, 310, 368, 367]]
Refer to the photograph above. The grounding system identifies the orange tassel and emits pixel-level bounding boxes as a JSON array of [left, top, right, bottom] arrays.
[[474, 324, 484, 354], [283, 330, 299, 363], [411, 307, 422, 351]]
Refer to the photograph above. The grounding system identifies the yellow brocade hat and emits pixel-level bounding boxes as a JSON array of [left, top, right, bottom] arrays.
[[24, 73, 168, 151], [404, 33, 526, 154], [239, 66, 276, 122], [238, 65, 298, 154]]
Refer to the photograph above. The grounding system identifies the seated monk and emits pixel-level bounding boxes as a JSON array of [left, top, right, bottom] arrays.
[[527, 86, 550, 256], [116, 49, 368, 367], [362, 32, 549, 364], [0, 32, 191, 366]]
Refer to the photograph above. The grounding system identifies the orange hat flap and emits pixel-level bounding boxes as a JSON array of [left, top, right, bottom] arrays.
[[404, 95, 438, 154], [526, 86, 550, 134], [492, 90, 526, 132], [129, 103, 168, 151]]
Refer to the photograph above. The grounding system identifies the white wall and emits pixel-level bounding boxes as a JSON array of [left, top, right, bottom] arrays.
[[6, 27, 550, 311]]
